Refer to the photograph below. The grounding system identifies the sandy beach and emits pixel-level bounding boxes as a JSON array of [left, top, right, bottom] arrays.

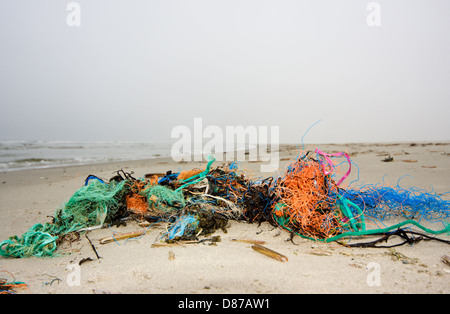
[[0, 142, 449, 294]]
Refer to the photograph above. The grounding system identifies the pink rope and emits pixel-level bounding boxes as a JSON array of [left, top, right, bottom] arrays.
[[314, 149, 352, 186]]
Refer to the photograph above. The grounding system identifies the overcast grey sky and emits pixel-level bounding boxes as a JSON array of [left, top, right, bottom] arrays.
[[0, 0, 449, 143]]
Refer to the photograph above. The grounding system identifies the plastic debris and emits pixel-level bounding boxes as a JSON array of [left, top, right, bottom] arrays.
[[1, 145, 449, 259], [0, 271, 28, 294]]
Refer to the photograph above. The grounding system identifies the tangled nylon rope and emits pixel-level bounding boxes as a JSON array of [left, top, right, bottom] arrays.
[[272, 150, 449, 242], [272, 155, 349, 239], [1, 148, 449, 258], [0, 180, 127, 258]]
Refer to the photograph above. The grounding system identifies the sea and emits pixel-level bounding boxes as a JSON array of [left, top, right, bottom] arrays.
[[0, 140, 174, 172]]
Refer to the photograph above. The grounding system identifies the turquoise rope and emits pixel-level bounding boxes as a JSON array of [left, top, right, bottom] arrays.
[[274, 193, 449, 243], [337, 194, 365, 232], [175, 155, 215, 192], [274, 211, 450, 243]]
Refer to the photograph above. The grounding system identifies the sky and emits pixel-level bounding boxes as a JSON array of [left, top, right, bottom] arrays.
[[0, 0, 449, 144]]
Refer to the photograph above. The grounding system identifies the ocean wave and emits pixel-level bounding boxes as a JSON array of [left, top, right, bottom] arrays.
[[0, 140, 173, 172], [11, 158, 57, 163]]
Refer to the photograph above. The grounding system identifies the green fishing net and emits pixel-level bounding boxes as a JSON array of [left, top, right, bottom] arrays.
[[144, 185, 185, 207], [0, 180, 127, 258]]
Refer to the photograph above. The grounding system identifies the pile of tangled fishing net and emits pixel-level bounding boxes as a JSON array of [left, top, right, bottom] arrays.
[[1, 149, 449, 258]]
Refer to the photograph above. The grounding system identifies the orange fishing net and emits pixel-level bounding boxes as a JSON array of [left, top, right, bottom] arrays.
[[273, 157, 343, 239], [126, 194, 148, 215], [177, 169, 203, 181], [125, 180, 150, 216]]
